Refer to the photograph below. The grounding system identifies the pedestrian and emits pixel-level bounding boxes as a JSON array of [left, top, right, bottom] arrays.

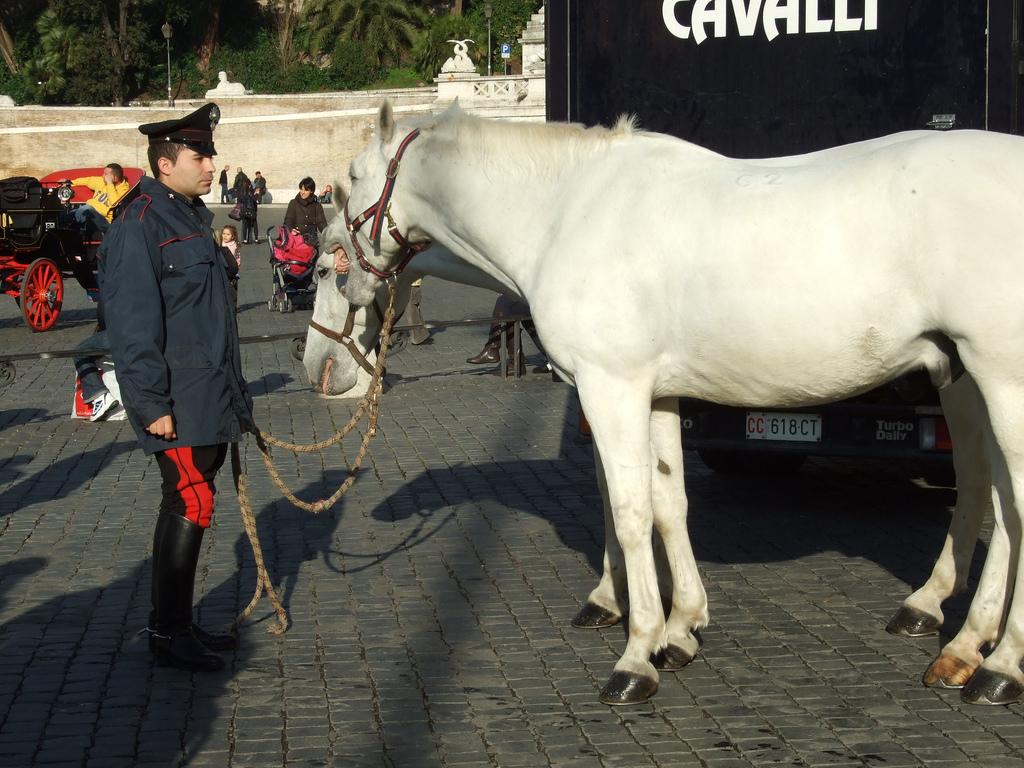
[[218, 164, 230, 203], [249, 173, 264, 242], [466, 294, 550, 375], [318, 184, 333, 205], [237, 176, 258, 244], [252, 171, 267, 203], [232, 166, 246, 194], [98, 102, 253, 672], [283, 176, 327, 249]]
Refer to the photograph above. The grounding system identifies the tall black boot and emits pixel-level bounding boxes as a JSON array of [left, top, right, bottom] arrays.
[[148, 520, 237, 652], [466, 323, 502, 364], [149, 514, 226, 671]]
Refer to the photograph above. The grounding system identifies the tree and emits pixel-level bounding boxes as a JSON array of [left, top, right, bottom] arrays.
[[195, 0, 221, 71], [300, 0, 427, 67], [264, 0, 305, 65], [0, 19, 17, 73], [25, 8, 78, 99], [0, 0, 47, 73]]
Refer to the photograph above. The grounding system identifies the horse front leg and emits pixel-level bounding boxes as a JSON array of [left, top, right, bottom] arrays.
[[648, 397, 706, 670], [579, 377, 662, 705], [888, 374, 991, 639], [572, 442, 627, 629]]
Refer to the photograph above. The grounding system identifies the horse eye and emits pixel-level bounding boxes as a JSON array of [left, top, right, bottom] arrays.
[[317, 267, 329, 278]]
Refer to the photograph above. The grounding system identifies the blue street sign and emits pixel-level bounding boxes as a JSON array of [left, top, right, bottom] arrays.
[[501, 43, 512, 59]]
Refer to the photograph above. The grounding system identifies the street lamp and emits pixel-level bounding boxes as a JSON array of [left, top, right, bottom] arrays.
[[484, 2, 493, 77], [161, 21, 173, 107]]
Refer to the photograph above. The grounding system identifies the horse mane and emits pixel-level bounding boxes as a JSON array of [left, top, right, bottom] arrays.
[[419, 106, 639, 180]]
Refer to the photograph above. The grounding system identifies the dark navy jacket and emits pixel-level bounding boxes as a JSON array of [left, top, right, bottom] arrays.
[[98, 176, 253, 454]]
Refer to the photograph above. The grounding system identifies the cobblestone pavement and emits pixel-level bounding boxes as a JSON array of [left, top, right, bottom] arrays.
[[2, 209, 1023, 768]]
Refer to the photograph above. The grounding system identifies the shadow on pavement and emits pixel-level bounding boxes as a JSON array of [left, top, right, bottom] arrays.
[[0, 470, 351, 767], [0, 440, 136, 520], [246, 372, 295, 397], [0, 408, 63, 430]]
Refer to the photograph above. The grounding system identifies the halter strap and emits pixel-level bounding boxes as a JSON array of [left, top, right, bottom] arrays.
[[308, 310, 375, 376], [308, 296, 394, 377], [344, 129, 432, 280]]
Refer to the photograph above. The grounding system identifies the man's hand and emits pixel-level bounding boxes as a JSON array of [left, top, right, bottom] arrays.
[[146, 414, 177, 440], [333, 246, 351, 275]]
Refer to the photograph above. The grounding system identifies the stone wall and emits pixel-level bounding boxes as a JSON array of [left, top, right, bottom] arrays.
[[0, 89, 445, 203]]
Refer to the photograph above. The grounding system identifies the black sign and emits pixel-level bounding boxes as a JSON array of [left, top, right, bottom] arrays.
[[547, 0, 1021, 157]]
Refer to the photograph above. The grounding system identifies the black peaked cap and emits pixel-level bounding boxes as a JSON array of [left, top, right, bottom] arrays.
[[139, 102, 220, 156]]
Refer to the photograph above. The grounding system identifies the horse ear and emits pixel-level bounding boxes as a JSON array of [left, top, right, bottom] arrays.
[[435, 98, 463, 126], [378, 100, 396, 144], [333, 180, 348, 213]]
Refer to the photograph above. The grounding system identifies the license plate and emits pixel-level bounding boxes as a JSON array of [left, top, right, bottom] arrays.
[[745, 411, 822, 442]]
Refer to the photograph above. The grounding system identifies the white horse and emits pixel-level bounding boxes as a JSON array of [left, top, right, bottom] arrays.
[[312, 209, 1002, 658], [334, 102, 1024, 706], [312, 209, 1008, 697]]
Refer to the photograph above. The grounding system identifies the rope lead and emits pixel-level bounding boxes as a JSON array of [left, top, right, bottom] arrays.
[[229, 281, 398, 634]]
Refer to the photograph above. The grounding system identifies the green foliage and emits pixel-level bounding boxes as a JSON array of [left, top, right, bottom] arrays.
[[300, 0, 427, 67], [413, 12, 482, 80], [328, 39, 386, 90], [18, 0, 169, 104], [0, 1, 542, 104], [207, 29, 284, 94], [0, 66, 32, 104], [374, 66, 426, 89]]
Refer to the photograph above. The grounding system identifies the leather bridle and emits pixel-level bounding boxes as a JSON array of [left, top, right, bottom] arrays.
[[343, 128, 432, 280], [308, 298, 388, 377]]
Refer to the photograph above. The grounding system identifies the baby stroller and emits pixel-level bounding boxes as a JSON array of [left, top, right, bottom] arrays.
[[266, 225, 318, 313]]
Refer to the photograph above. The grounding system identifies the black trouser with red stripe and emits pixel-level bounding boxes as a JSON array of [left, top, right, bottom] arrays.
[[148, 444, 230, 668], [154, 444, 227, 528]]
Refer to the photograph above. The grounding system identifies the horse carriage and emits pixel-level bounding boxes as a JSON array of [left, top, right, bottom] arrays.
[[0, 167, 144, 332]]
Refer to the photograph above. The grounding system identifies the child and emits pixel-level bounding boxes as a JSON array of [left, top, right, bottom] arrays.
[[222, 225, 240, 267], [219, 225, 240, 309]]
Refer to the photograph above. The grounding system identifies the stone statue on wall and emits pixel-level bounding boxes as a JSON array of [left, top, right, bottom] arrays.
[[441, 40, 476, 74], [205, 71, 248, 98]]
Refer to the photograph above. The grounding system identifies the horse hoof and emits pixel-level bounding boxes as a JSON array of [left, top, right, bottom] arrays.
[[652, 644, 698, 671], [961, 669, 1024, 706], [885, 606, 941, 637], [571, 603, 621, 629], [922, 654, 977, 689], [598, 672, 658, 706]]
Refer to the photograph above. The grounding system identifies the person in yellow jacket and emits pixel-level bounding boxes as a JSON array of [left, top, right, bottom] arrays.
[[71, 163, 130, 235]]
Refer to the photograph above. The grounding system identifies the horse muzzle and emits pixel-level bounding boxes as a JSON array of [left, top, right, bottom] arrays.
[[317, 357, 334, 394]]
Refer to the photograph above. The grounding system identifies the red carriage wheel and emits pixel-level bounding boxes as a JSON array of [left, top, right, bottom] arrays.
[[20, 258, 64, 332]]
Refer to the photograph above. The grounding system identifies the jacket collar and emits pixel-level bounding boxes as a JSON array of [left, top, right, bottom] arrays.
[[140, 176, 214, 228]]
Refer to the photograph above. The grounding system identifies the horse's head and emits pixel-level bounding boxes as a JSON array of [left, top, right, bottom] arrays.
[[339, 101, 434, 307], [304, 232, 416, 397], [303, 248, 364, 397]]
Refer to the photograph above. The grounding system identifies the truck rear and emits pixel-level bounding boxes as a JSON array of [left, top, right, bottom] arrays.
[[547, 0, 1023, 468]]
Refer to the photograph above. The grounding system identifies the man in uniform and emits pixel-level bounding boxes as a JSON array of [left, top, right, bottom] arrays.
[[99, 103, 253, 672]]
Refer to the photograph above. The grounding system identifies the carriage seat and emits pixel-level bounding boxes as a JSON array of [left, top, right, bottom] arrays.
[[0, 176, 45, 241]]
